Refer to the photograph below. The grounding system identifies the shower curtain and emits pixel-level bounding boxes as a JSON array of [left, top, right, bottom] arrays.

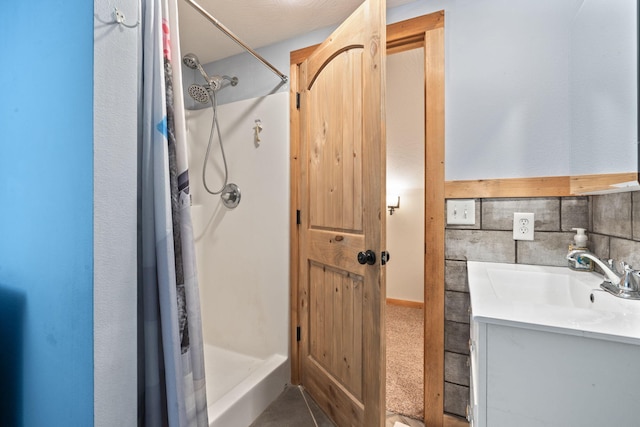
[[139, 0, 208, 425]]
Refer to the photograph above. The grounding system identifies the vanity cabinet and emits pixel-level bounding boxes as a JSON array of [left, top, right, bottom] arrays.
[[468, 316, 640, 427], [466, 261, 640, 426]]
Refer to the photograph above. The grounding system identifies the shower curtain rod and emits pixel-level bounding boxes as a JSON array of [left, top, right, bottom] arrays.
[[183, 0, 289, 83]]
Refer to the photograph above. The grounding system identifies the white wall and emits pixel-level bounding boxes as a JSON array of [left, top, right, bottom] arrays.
[[94, 0, 139, 425], [443, 0, 577, 180], [191, 0, 636, 182], [386, 188, 425, 302], [444, 0, 636, 180], [186, 92, 290, 359], [570, 0, 637, 176], [386, 48, 425, 303]]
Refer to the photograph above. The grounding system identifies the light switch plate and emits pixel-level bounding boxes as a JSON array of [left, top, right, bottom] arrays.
[[447, 199, 475, 225]]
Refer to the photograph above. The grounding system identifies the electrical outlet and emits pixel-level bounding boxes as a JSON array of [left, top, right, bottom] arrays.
[[447, 199, 475, 225], [513, 212, 534, 240]]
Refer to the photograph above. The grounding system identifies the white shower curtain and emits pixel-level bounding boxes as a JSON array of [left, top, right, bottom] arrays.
[[140, 0, 208, 425]]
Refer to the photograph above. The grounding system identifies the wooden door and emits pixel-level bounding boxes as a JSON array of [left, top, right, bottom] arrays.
[[297, 0, 386, 426]]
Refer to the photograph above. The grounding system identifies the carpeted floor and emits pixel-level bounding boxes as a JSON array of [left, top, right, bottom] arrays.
[[386, 303, 424, 421]]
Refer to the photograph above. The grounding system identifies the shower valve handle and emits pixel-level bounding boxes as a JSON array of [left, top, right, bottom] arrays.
[[357, 250, 376, 265]]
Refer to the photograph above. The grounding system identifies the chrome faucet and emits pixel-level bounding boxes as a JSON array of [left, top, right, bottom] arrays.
[[567, 249, 640, 300]]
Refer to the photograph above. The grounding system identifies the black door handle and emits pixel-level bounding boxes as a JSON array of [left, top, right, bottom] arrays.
[[357, 250, 376, 265]]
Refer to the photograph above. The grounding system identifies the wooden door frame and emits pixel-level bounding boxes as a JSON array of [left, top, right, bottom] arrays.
[[290, 11, 446, 427]]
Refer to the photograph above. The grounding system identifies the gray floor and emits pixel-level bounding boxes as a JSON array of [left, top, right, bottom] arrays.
[[249, 385, 426, 427], [249, 385, 336, 427]]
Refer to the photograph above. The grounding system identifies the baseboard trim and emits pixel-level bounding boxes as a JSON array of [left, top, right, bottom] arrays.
[[444, 413, 469, 427], [386, 298, 424, 309]]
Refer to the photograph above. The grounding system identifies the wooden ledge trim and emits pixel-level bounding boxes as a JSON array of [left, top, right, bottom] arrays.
[[445, 176, 571, 198], [570, 172, 639, 194], [445, 173, 640, 199], [386, 298, 424, 309]]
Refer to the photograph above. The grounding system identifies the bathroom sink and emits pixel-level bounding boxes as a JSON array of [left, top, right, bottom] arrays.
[[486, 268, 588, 308], [485, 267, 636, 314], [467, 261, 640, 344]]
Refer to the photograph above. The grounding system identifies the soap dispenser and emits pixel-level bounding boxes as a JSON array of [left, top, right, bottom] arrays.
[[568, 228, 593, 271]]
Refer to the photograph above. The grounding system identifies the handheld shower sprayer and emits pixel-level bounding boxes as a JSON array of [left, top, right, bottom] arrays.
[[183, 53, 210, 82], [182, 52, 240, 206]]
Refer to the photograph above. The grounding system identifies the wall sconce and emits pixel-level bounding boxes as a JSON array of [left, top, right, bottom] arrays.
[[387, 196, 400, 215]]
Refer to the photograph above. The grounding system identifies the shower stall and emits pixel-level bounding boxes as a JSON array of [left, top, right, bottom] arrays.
[[185, 85, 290, 426], [177, 2, 291, 424]]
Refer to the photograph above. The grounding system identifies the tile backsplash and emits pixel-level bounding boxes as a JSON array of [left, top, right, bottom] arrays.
[[443, 191, 640, 419], [591, 191, 640, 267]]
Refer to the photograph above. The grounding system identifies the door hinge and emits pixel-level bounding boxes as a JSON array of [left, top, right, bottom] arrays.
[[296, 326, 301, 342], [296, 209, 301, 225], [296, 92, 300, 109]]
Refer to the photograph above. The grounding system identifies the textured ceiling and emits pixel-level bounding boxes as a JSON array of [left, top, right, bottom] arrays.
[[178, 0, 417, 64]]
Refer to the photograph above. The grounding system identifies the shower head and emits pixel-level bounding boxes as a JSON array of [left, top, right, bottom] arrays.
[[188, 84, 211, 104], [187, 79, 237, 104]]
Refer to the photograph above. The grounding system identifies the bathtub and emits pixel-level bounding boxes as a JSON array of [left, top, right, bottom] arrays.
[[185, 93, 291, 426]]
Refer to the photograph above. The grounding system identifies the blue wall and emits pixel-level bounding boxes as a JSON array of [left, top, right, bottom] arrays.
[[0, 1, 94, 425]]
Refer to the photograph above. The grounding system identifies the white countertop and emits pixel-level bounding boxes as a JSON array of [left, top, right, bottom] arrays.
[[467, 261, 640, 345]]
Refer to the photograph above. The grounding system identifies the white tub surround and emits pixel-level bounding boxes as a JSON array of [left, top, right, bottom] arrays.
[[203, 345, 289, 427], [186, 92, 290, 426], [467, 261, 640, 427]]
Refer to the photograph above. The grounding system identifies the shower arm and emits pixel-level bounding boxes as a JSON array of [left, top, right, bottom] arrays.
[[182, 0, 288, 83]]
